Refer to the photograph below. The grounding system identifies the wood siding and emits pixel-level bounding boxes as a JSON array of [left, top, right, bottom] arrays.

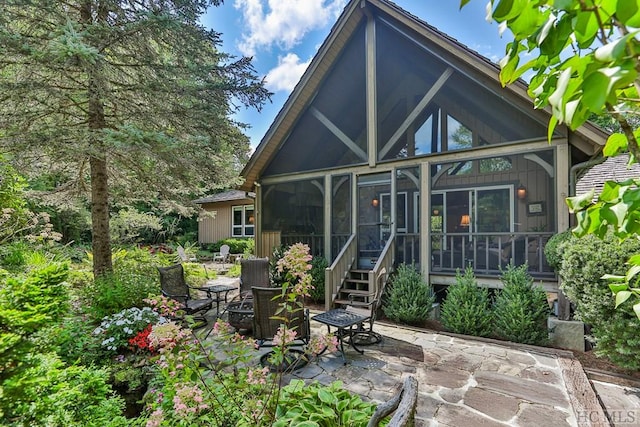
[[198, 199, 253, 244]]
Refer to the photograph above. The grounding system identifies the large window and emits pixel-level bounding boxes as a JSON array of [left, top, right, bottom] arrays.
[[232, 205, 254, 237]]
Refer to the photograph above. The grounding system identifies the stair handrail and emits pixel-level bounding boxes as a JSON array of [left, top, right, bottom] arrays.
[[325, 233, 357, 310], [369, 231, 395, 297]]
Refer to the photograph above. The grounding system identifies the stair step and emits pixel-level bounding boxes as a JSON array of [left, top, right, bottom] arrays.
[[345, 278, 368, 284], [350, 269, 370, 274], [341, 289, 373, 296]]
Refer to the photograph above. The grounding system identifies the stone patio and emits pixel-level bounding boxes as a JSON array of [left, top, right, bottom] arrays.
[[200, 273, 640, 426]]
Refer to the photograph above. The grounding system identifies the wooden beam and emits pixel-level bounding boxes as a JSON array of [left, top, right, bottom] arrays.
[[365, 8, 377, 167], [380, 67, 454, 158], [310, 107, 367, 161]]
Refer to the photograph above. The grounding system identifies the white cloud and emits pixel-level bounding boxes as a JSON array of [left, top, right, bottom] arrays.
[[233, 0, 347, 57], [265, 53, 311, 92]]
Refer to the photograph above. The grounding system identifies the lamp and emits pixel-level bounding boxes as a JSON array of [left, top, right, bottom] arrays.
[[517, 184, 527, 200], [460, 214, 470, 227], [372, 197, 379, 208], [432, 208, 440, 216], [248, 215, 254, 224]]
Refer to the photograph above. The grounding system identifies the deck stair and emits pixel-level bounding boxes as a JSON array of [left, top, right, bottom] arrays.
[[334, 269, 374, 307]]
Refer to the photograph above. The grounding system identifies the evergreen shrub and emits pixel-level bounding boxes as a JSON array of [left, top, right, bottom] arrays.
[[382, 263, 434, 326], [309, 255, 328, 303], [493, 264, 550, 345], [560, 233, 640, 369], [440, 267, 493, 337]]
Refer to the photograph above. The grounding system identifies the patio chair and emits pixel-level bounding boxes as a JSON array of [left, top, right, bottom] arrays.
[[251, 286, 310, 348], [176, 244, 197, 263], [157, 264, 214, 325], [343, 267, 388, 346], [239, 257, 270, 300], [367, 376, 418, 427], [213, 244, 230, 265]]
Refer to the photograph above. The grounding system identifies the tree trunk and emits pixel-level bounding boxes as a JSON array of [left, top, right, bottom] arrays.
[[83, 0, 112, 278], [90, 155, 112, 277]]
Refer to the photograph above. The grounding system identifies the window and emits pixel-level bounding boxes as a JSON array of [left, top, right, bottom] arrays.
[[232, 205, 254, 237]]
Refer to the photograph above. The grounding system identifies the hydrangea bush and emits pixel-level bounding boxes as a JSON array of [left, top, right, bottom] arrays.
[[93, 307, 165, 353]]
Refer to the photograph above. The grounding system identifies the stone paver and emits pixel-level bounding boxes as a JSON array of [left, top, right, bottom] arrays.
[[200, 278, 639, 426]]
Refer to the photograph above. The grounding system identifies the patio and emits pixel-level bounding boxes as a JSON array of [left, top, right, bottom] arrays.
[[200, 273, 640, 427]]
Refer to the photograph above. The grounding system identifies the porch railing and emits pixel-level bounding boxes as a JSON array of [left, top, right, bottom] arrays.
[[369, 232, 395, 296], [430, 231, 555, 277], [324, 234, 357, 310]]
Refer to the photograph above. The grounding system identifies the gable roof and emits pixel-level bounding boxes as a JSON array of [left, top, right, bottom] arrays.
[[240, 0, 607, 191], [193, 190, 254, 204]]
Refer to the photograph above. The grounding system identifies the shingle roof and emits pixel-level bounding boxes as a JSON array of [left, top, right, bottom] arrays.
[[193, 190, 254, 204], [576, 154, 640, 196]]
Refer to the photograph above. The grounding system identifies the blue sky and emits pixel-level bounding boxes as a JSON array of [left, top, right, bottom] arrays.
[[202, 0, 507, 149]]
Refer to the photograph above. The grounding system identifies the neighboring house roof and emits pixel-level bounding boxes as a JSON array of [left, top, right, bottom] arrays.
[[193, 190, 255, 204], [576, 154, 640, 196], [239, 0, 607, 191]]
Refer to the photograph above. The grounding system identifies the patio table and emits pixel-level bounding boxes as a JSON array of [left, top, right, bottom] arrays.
[[195, 283, 236, 316], [311, 308, 369, 364]]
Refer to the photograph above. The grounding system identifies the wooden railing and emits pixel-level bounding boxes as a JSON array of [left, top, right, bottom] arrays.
[[324, 234, 357, 310], [369, 232, 395, 297], [430, 231, 555, 277]]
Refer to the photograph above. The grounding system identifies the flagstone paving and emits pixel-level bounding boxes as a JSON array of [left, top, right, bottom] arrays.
[[200, 274, 640, 426]]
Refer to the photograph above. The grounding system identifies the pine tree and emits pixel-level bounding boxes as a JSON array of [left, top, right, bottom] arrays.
[[0, 0, 269, 276]]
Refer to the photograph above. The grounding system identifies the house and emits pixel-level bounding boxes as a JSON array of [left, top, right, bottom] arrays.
[[239, 0, 608, 309], [194, 190, 255, 244], [575, 154, 640, 198]]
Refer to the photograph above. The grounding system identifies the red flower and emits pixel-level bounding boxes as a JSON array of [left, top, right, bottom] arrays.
[[129, 324, 155, 353]]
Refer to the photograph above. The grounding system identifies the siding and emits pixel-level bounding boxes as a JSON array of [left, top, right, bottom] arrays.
[[198, 199, 253, 244]]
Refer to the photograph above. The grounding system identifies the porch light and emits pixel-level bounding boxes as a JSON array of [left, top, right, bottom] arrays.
[[459, 214, 470, 227], [372, 197, 379, 208], [517, 184, 527, 200]]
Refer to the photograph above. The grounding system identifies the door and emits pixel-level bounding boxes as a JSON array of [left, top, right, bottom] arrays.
[[357, 172, 391, 269]]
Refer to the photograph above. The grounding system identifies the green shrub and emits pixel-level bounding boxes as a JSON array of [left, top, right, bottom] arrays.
[[207, 238, 254, 254], [81, 254, 160, 320], [309, 255, 328, 303], [493, 264, 550, 345], [543, 230, 573, 271], [560, 233, 640, 369], [382, 264, 435, 326], [440, 267, 493, 337], [1, 352, 127, 427]]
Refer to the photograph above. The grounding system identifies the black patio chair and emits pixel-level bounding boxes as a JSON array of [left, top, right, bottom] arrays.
[[251, 286, 309, 348], [239, 257, 270, 299], [343, 267, 389, 346], [157, 264, 214, 325]]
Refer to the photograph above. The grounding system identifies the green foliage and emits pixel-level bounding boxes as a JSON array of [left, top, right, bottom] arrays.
[[382, 264, 435, 326], [469, 0, 639, 150], [309, 256, 328, 303], [1, 352, 127, 427], [273, 379, 383, 426], [81, 250, 160, 320], [560, 234, 640, 368], [440, 267, 493, 337], [543, 230, 573, 271], [208, 238, 255, 255], [226, 263, 241, 278], [493, 265, 550, 346], [110, 209, 163, 245]]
